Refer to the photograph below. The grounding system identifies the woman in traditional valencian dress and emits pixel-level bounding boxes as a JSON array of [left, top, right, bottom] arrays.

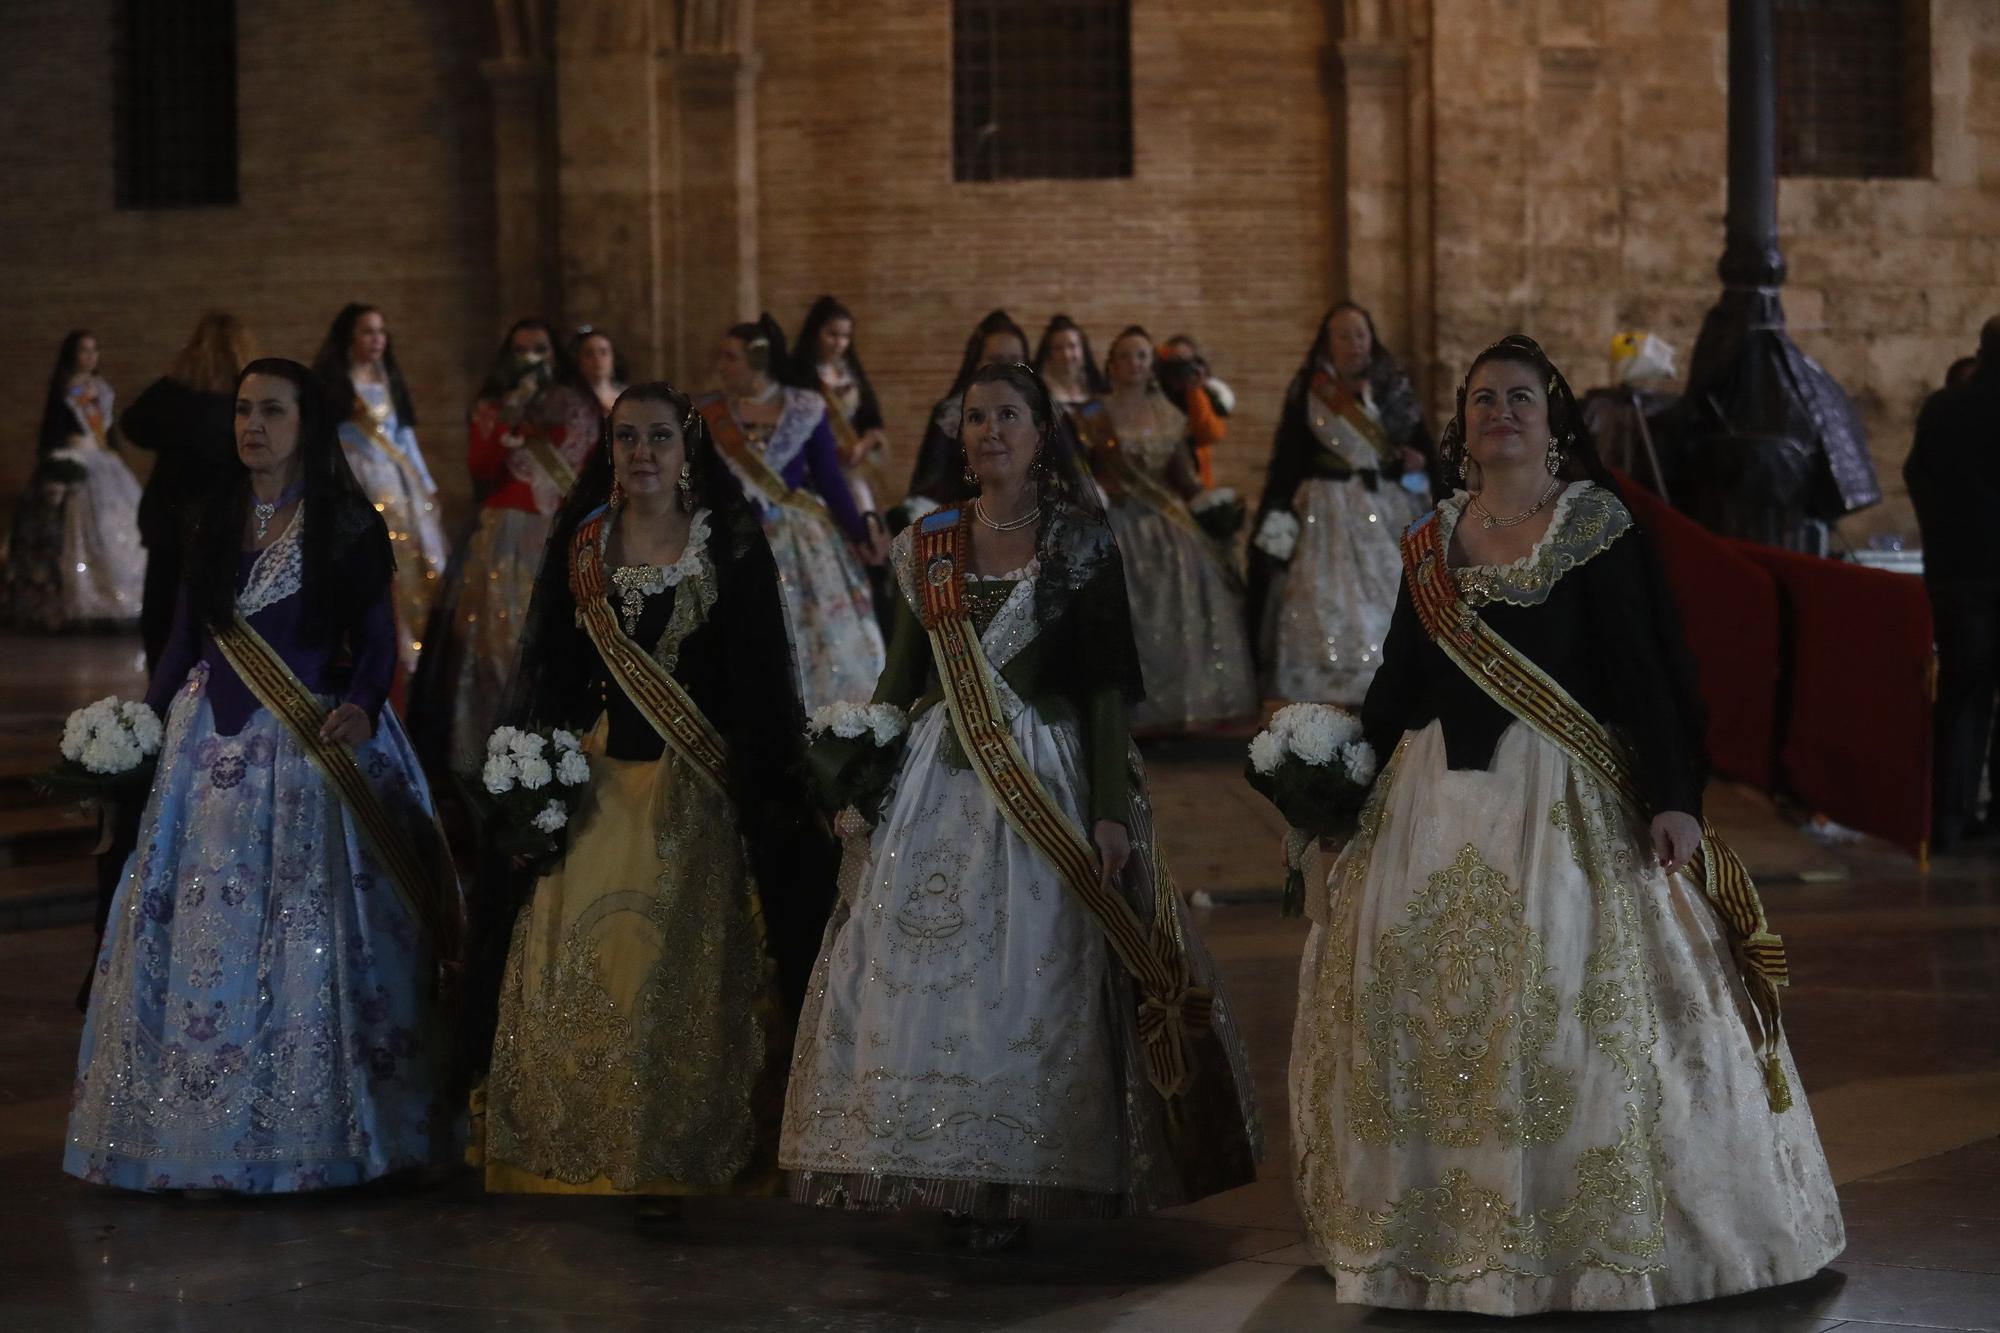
[[473, 381, 835, 1206], [420, 319, 598, 777], [1033, 313, 1108, 413], [795, 295, 890, 522], [906, 309, 1031, 503], [1250, 303, 1433, 706], [573, 325, 629, 415], [8, 330, 146, 630], [313, 304, 449, 676], [66, 359, 456, 1193], [1289, 335, 1843, 1314], [1072, 327, 1256, 732], [783, 363, 1260, 1251], [701, 314, 884, 713]]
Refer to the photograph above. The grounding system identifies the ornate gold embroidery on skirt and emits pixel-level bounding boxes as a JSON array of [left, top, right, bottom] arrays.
[[1347, 844, 1575, 1149], [485, 738, 775, 1191]]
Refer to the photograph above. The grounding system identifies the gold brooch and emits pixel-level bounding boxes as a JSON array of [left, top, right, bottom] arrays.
[[927, 556, 954, 587]]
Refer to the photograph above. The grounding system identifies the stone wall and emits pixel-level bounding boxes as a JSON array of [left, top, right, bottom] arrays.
[[1392, 0, 2000, 543], [752, 0, 1340, 504], [0, 0, 496, 520]]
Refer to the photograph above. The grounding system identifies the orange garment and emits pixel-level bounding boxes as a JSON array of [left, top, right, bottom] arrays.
[[1158, 346, 1228, 488]]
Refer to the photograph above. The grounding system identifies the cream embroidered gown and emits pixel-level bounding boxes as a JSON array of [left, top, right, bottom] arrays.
[[1289, 484, 1842, 1314]]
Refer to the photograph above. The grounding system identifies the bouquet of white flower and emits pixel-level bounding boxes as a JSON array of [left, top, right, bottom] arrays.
[[39, 696, 163, 798], [1252, 509, 1301, 562], [480, 725, 591, 869], [805, 702, 909, 824], [1189, 486, 1246, 542], [1243, 703, 1377, 916]]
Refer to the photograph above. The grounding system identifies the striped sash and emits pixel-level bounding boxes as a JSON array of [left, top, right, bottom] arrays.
[[1307, 370, 1397, 470], [351, 404, 434, 498], [1401, 513, 1793, 1111], [520, 430, 577, 495], [568, 509, 731, 800], [696, 395, 827, 520], [1071, 400, 1243, 592], [915, 508, 1210, 1097], [209, 614, 460, 959]]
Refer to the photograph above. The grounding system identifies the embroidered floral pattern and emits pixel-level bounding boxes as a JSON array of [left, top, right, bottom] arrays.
[[1441, 482, 1631, 609]]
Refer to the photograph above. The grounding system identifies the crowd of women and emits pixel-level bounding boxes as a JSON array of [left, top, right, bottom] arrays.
[[30, 298, 1843, 1315]]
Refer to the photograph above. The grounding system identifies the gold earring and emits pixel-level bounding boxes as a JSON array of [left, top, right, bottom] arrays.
[[1545, 436, 1565, 476], [676, 461, 695, 512], [609, 478, 627, 509]]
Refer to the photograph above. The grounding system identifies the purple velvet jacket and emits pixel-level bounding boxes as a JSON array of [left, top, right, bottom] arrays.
[[146, 551, 397, 737]]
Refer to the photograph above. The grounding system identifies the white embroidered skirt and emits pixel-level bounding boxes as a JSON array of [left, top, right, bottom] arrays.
[[1289, 720, 1843, 1313]]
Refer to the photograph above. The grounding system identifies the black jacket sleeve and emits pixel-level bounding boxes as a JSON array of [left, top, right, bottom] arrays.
[[1359, 576, 1426, 765], [1256, 373, 1315, 517], [1580, 530, 1708, 819]]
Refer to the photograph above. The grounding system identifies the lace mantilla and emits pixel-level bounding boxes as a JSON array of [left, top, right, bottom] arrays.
[[1440, 482, 1630, 608], [236, 509, 303, 617], [761, 387, 830, 475]]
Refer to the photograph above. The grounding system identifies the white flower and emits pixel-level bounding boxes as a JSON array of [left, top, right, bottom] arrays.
[[481, 754, 516, 795], [119, 702, 163, 756], [509, 731, 547, 760], [1288, 718, 1337, 766], [806, 703, 848, 739], [864, 705, 907, 746], [1253, 510, 1300, 561], [1190, 487, 1239, 514], [556, 750, 590, 787], [1247, 730, 1285, 776], [1268, 703, 1361, 768], [551, 729, 581, 753], [1340, 741, 1378, 786], [485, 725, 522, 757], [531, 799, 568, 833], [517, 756, 554, 790]]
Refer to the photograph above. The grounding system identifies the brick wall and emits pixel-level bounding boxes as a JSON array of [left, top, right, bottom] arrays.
[[752, 0, 1339, 505], [0, 0, 497, 525], [1421, 0, 2000, 544]]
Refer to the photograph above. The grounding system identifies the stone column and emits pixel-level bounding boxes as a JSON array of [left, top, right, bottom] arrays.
[[657, 48, 761, 384], [483, 54, 561, 325]]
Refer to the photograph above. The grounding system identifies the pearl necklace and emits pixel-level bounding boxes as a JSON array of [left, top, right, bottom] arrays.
[[1468, 477, 1562, 530], [973, 498, 1042, 532]]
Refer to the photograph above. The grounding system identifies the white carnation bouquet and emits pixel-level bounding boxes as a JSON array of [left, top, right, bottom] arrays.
[[805, 702, 909, 823], [40, 696, 163, 797], [480, 725, 591, 869], [1243, 703, 1377, 915], [1189, 486, 1245, 542], [1252, 509, 1301, 562]]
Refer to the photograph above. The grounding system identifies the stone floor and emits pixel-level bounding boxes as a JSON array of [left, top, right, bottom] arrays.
[[4, 635, 2000, 1331]]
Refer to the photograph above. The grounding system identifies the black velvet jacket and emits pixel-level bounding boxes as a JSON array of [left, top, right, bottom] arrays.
[[1360, 485, 1709, 819]]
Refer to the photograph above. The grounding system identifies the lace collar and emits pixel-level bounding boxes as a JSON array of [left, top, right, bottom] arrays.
[[236, 508, 304, 618], [601, 509, 712, 633], [755, 387, 828, 473], [1438, 481, 1630, 608]]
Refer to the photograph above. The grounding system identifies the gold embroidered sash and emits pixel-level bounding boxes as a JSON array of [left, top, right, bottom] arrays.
[[818, 384, 861, 456], [569, 510, 731, 801], [696, 394, 827, 520], [1400, 513, 1793, 1111], [351, 404, 434, 498], [520, 429, 577, 495], [1307, 370, 1397, 470], [209, 613, 460, 958], [1072, 401, 1243, 592], [914, 508, 1211, 1097]]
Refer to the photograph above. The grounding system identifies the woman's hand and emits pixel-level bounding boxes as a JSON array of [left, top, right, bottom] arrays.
[[318, 703, 374, 747], [1650, 811, 1702, 876], [1093, 819, 1132, 889]]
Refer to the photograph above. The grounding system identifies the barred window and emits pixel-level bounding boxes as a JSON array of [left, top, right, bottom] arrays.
[[1776, 0, 1929, 178], [952, 0, 1132, 182], [115, 0, 239, 209]]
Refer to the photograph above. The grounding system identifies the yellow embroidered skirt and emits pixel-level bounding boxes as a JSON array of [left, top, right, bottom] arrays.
[[477, 719, 785, 1196]]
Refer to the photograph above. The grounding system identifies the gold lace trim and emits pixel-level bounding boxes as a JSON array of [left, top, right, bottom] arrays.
[[1441, 482, 1631, 608]]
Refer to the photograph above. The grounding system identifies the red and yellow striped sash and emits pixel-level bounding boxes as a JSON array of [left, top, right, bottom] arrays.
[[569, 511, 730, 799], [696, 394, 827, 520], [1402, 514, 1792, 1111], [915, 508, 1210, 1097], [1307, 370, 1397, 469]]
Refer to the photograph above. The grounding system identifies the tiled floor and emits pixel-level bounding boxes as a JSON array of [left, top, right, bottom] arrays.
[[4, 636, 1999, 1330]]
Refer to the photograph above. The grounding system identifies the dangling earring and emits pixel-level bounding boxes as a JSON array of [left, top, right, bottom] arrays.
[[676, 460, 695, 512], [1545, 435, 1565, 477], [963, 460, 980, 490], [610, 477, 627, 510]]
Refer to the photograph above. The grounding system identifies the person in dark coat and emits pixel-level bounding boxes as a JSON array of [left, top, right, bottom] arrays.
[[1904, 315, 2000, 850]]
